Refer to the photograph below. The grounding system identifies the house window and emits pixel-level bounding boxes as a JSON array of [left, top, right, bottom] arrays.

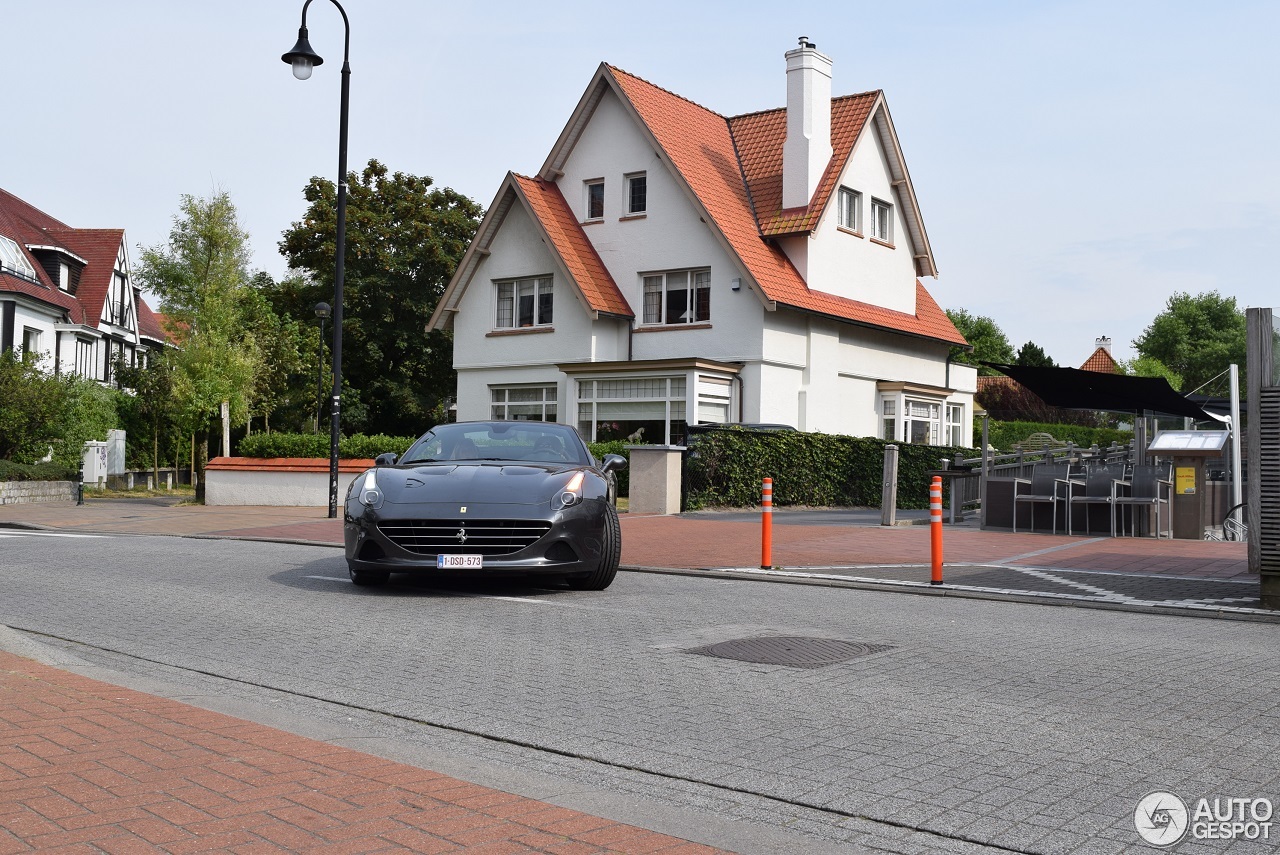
[[870, 198, 893, 242], [0, 235, 37, 282], [626, 173, 647, 215], [59, 262, 70, 290], [491, 386, 558, 422], [495, 276, 553, 329], [904, 399, 940, 445], [641, 269, 710, 325], [586, 180, 605, 221], [882, 399, 896, 441], [577, 376, 687, 445], [74, 338, 93, 379], [947, 404, 964, 446], [837, 187, 861, 231], [21, 328, 40, 362]]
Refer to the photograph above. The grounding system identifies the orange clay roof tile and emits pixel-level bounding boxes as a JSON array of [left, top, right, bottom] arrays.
[[512, 175, 632, 318], [606, 66, 964, 346], [1080, 347, 1120, 373]]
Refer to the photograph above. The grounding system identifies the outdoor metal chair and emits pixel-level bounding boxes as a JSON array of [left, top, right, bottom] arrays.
[[1012, 463, 1073, 534], [1066, 464, 1125, 536], [1111, 464, 1173, 538]]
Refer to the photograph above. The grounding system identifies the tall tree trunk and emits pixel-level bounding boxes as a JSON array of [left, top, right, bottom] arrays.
[[152, 425, 159, 489], [195, 430, 208, 503]]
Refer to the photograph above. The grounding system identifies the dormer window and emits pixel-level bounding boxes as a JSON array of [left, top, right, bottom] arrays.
[[626, 173, 647, 215], [0, 236, 38, 282], [585, 180, 605, 221], [870, 198, 893, 243], [837, 187, 861, 232]]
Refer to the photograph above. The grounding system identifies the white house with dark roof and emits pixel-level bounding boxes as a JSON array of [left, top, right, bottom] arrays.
[[428, 39, 976, 447], [0, 188, 168, 382]]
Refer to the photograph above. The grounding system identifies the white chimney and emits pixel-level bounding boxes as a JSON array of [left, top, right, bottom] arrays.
[[782, 37, 833, 210], [1095, 336, 1112, 354]]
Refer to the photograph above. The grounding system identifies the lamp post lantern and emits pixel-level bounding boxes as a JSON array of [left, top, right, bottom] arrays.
[[283, 0, 350, 518], [313, 302, 330, 434]]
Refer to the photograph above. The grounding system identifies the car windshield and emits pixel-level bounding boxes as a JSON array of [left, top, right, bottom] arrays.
[[400, 422, 589, 465]]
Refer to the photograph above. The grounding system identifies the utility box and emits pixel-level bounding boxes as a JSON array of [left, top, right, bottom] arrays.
[[1148, 430, 1230, 539], [82, 441, 109, 487], [106, 429, 126, 475]]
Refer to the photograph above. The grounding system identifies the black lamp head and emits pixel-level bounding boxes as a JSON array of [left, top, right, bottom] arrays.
[[282, 26, 324, 79]]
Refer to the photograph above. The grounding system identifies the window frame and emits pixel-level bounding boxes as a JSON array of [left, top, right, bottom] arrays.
[[837, 186, 861, 232], [640, 268, 711, 326], [585, 179, 605, 221], [947, 404, 964, 446], [0, 235, 38, 282], [491, 385, 558, 422], [870, 197, 893, 243], [625, 172, 647, 215], [494, 276, 554, 330]]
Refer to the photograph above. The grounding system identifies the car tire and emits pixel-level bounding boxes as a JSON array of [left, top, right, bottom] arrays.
[[567, 504, 621, 591], [348, 564, 389, 587]]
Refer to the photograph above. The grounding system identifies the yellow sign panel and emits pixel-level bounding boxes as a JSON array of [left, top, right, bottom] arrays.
[[1176, 467, 1196, 495]]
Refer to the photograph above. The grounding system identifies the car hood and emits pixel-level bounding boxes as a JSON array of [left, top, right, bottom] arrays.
[[373, 462, 581, 505]]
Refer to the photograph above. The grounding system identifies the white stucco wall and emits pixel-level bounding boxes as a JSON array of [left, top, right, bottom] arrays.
[[779, 114, 918, 315], [204, 468, 365, 507], [554, 88, 766, 365], [12, 302, 58, 365]]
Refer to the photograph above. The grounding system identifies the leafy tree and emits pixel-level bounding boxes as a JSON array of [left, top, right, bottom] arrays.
[[134, 191, 263, 494], [1132, 291, 1245, 393], [276, 159, 483, 436], [115, 351, 178, 482], [945, 308, 1015, 376], [1015, 341, 1056, 368], [0, 352, 69, 463], [1118, 355, 1183, 392]]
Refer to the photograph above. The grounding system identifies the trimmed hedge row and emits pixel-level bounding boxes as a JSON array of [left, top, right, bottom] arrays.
[[0, 460, 79, 482], [983, 420, 1133, 452], [684, 431, 971, 510], [237, 432, 632, 497], [238, 433, 416, 460]]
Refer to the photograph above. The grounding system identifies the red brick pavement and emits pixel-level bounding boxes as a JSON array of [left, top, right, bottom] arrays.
[[0, 651, 734, 854]]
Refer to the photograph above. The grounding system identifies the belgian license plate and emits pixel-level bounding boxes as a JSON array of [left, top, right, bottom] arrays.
[[437, 554, 483, 569]]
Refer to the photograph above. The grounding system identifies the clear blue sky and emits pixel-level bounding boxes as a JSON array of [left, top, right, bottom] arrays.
[[7, 0, 1276, 380]]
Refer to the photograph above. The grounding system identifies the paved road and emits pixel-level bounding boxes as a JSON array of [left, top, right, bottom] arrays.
[[3, 531, 1277, 854]]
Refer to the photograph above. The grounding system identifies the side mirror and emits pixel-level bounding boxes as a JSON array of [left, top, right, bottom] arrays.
[[374, 452, 398, 467], [601, 453, 627, 472]]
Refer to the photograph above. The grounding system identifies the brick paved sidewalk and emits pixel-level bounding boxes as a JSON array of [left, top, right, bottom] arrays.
[[0, 652, 733, 854]]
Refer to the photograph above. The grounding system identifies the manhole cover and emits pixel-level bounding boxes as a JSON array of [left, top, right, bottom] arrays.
[[688, 636, 893, 668]]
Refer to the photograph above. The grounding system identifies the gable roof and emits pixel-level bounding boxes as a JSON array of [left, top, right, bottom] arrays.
[[0, 187, 166, 339], [429, 173, 632, 330], [1080, 347, 1120, 374], [535, 64, 961, 346]]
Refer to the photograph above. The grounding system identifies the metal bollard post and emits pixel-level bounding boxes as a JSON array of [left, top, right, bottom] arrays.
[[930, 475, 943, 584], [761, 477, 773, 570], [76, 470, 84, 506]]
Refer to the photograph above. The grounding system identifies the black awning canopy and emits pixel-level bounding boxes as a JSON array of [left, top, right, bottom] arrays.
[[985, 364, 1213, 420]]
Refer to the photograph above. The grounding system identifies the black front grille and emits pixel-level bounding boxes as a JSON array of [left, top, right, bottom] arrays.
[[378, 519, 552, 556]]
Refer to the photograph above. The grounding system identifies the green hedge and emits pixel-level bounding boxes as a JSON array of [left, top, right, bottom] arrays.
[[238, 433, 416, 460], [0, 460, 79, 482], [982, 420, 1133, 452], [239, 433, 632, 496], [684, 431, 972, 510]]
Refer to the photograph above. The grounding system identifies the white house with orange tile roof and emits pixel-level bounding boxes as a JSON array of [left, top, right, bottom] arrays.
[[429, 39, 976, 447], [0, 187, 169, 382]]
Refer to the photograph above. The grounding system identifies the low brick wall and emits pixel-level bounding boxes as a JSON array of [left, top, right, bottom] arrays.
[[0, 481, 77, 505], [204, 458, 375, 507]]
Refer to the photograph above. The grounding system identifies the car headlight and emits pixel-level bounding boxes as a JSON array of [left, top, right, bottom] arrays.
[[553, 471, 585, 510], [357, 470, 383, 509]]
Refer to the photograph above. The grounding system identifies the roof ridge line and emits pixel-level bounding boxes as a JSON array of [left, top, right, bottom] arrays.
[[605, 64, 727, 119], [728, 89, 881, 122]]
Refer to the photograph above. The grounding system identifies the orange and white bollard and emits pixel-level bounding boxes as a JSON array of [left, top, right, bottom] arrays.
[[930, 475, 944, 585], [761, 477, 773, 570]]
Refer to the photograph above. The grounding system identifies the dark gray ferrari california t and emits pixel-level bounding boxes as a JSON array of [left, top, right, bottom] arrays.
[[343, 421, 627, 590]]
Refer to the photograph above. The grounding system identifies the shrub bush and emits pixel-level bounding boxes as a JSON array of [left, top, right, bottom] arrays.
[[982, 420, 1132, 452], [683, 430, 972, 510], [588, 440, 630, 497], [237, 432, 417, 460], [0, 460, 79, 482]]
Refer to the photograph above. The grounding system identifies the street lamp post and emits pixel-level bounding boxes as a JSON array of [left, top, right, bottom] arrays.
[[313, 302, 330, 434], [283, 0, 350, 518]]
